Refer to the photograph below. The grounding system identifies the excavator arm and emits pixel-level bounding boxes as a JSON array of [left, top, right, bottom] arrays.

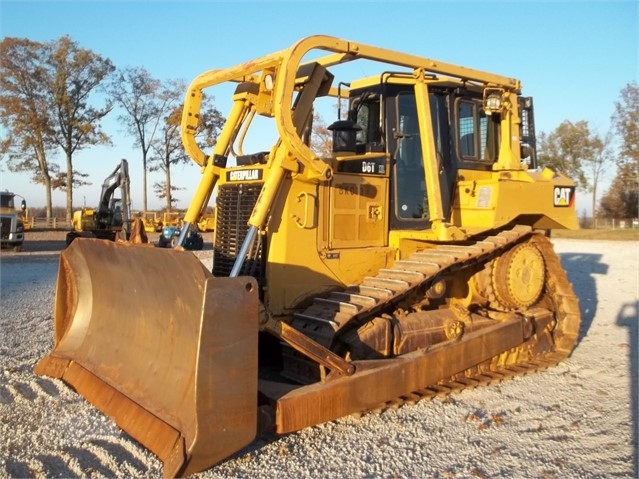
[[96, 159, 131, 233]]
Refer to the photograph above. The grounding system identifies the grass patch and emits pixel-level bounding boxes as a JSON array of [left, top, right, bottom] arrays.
[[551, 228, 639, 241]]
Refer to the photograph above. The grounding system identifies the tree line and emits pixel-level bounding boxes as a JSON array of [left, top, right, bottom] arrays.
[[537, 83, 638, 220], [0, 36, 223, 221], [1, 36, 637, 222]]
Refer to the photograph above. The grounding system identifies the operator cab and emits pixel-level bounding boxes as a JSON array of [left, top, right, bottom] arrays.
[[330, 80, 457, 230], [330, 78, 537, 231], [0, 192, 15, 210]]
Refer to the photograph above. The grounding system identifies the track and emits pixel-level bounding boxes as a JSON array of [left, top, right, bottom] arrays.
[[284, 225, 581, 411]]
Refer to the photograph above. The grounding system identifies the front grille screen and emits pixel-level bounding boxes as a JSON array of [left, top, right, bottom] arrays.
[[213, 183, 265, 285], [1, 218, 11, 239]]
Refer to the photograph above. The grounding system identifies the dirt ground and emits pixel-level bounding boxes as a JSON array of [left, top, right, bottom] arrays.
[[0, 230, 68, 254], [0, 229, 215, 254], [0, 234, 637, 478]]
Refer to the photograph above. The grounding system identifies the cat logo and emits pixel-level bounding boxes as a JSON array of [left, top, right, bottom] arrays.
[[553, 186, 575, 207]]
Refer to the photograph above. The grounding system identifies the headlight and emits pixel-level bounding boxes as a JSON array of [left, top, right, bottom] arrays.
[[483, 88, 504, 115]]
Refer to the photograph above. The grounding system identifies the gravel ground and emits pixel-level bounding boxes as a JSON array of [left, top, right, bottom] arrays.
[[0, 233, 637, 478]]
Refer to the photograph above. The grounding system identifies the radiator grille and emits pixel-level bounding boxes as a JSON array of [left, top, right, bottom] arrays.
[[213, 183, 266, 286], [1, 217, 11, 239]]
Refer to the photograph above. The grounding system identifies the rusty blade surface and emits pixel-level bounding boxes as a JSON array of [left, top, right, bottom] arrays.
[[35, 239, 259, 477], [267, 314, 532, 434]]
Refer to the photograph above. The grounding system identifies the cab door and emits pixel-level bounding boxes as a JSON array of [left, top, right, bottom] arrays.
[[326, 157, 389, 249], [389, 90, 456, 230]]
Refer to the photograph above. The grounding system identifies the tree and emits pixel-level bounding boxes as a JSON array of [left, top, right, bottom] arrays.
[[310, 111, 333, 158], [598, 162, 639, 219], [538, 120, 613, 217], [152, 180, 183, 210], [149, 86, 224, 210], [107, 67, 177, 211], [538, 120, 601, 190], [0, 37, 58, 219], [611, 82, 639, 169], [43, 36, 115, 221], [584, 130, 614, 219], [602, 83, 639, 221], [150, 104, 186, 210]]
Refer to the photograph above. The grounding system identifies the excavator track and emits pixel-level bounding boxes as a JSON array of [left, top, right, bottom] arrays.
[[282, 225, 580, 412]]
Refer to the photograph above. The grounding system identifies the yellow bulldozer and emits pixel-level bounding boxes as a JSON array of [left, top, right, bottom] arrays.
[[36, 36, 580, 477]]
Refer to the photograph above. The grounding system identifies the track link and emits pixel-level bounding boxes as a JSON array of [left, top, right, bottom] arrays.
[[282, 225, 581, 408], [289, 225, 532, 339]]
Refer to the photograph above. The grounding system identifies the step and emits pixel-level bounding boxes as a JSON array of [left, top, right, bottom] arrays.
[[378, 268, 425, 284], [392, 260, 441, 275], [409, 251, 458, 265], [329, 292, 378, 308], [362, 276, 410, 292], [313, 297, 360, 314], [344, 284, 394, 301]]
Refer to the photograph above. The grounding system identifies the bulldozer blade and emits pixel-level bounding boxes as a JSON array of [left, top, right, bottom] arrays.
[[34, 239, 259, 478]]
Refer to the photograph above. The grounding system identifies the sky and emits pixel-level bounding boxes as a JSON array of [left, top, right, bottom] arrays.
[[0, 0, 637, 215]]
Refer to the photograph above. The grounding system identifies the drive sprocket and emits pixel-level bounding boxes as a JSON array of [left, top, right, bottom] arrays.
[[491, 241, 546, 309]]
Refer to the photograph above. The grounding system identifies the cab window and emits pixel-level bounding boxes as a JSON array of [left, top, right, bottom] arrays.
[[457, 99, 499, 163], [395, 92, 427, 220], [354, 95, 382, 148], [0, 195, 14, 209]]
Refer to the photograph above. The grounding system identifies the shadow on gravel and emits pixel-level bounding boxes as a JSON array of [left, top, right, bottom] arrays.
[[22, 239, 67, 253], [64, 446, 118, 477], [0, 253, 60, 265], [89, 438, 150, 472], [558, 252, 608, 343], [5, 458, 33, 478], [0, 253, 59, 299], [35, 454, 76, 478], [617, 301, 638, 479], [0, 239, 66, 255]]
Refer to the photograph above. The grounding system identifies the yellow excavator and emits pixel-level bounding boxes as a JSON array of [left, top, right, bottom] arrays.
[[36, 36, 580, 477], [66, 159, 131, 245]]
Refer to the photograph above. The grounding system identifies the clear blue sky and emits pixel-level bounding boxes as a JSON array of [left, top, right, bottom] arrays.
[[0, 0, 637, 214]]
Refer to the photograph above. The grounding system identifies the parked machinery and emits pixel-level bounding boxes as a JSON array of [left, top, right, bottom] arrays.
[[157, 223, 204, 250], [37, 36, 580, 478], [0, 190, 26, 251], [66, 159, 131, 245]]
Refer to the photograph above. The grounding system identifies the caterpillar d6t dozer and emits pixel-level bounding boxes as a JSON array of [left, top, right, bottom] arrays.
[[36, 36, 581, 477]]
